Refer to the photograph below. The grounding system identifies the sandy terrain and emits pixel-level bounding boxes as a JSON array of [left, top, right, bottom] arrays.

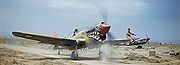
[[0, 37, 180, 65], [0, 47, 85, 65], [0, 37, 85, 65]]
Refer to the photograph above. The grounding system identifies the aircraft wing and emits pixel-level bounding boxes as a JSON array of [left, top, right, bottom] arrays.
[[12, 32, 78, 45]]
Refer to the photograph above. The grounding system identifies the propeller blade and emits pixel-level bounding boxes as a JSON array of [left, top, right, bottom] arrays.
[[146, 34, 148, 39], [107, 32, 114, 40], [146, 34, 150, 44], [97, 6, 108, 23]]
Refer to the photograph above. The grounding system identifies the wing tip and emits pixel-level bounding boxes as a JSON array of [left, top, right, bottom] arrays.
[[12, 32, 17, 36]]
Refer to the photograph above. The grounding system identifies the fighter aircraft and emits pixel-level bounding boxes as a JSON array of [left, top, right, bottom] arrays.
[[12, 22, 150, 60], [107, 34, 151, 46], [12, 7, 150, 60]]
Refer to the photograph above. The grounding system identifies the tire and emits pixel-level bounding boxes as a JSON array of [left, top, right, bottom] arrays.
[[71, 51, 78, 60]]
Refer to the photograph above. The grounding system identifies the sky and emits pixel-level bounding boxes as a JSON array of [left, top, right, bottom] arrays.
[[0, 0, 180, 43]]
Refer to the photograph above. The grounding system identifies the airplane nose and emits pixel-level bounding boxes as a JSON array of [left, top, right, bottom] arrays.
[[99, 24, 111, 34]]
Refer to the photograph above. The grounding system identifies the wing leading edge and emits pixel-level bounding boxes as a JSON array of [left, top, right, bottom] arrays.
[[12, 32, 85, 49]]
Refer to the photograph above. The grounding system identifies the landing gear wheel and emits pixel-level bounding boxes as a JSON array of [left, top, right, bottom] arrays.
[[71, 51, 78, 60]]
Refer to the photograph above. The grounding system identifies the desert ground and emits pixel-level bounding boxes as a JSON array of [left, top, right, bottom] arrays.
[[0, 37, 180, 65]]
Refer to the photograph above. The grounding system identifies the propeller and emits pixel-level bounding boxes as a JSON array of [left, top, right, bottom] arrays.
[[107, 32, 115, 40], [97, 6, 115, 40], [145, 34, 150, 44]]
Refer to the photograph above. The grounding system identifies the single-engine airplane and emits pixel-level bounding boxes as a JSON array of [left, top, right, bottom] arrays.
[[108, 34, 151, 46], [12, 22, 150, 60], [12, 7, 150, 60]]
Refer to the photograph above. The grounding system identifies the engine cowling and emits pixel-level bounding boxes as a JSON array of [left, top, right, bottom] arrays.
[[98, 23, 111, 34]]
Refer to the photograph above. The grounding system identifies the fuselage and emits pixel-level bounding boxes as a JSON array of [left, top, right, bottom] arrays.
[[67, 22, 111, 49]]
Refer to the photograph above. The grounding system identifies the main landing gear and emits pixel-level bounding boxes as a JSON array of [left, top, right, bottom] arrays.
[[71, 50, 78, 60], [56, 40, 79, 60], [71, 40, 79, 60]]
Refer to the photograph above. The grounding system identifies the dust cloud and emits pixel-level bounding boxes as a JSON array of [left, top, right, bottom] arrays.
[[99, 43, 112, 63]]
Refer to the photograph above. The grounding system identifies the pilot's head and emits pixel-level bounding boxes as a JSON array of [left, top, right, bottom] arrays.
[[74, 29, 79, 33], [100, 21, 105, 24], [128, 27, 131, 31]]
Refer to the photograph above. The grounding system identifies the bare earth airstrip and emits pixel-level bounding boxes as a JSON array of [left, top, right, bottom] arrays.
[[0, 37, 180, 65]]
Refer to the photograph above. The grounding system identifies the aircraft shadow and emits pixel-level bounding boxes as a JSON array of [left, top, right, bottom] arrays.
[[44, 53, 70, 56], [28, 56, 124, 61], [61, 57, 99, 60], [28, 57, 60, 60], [28, 56, 99, 61]]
